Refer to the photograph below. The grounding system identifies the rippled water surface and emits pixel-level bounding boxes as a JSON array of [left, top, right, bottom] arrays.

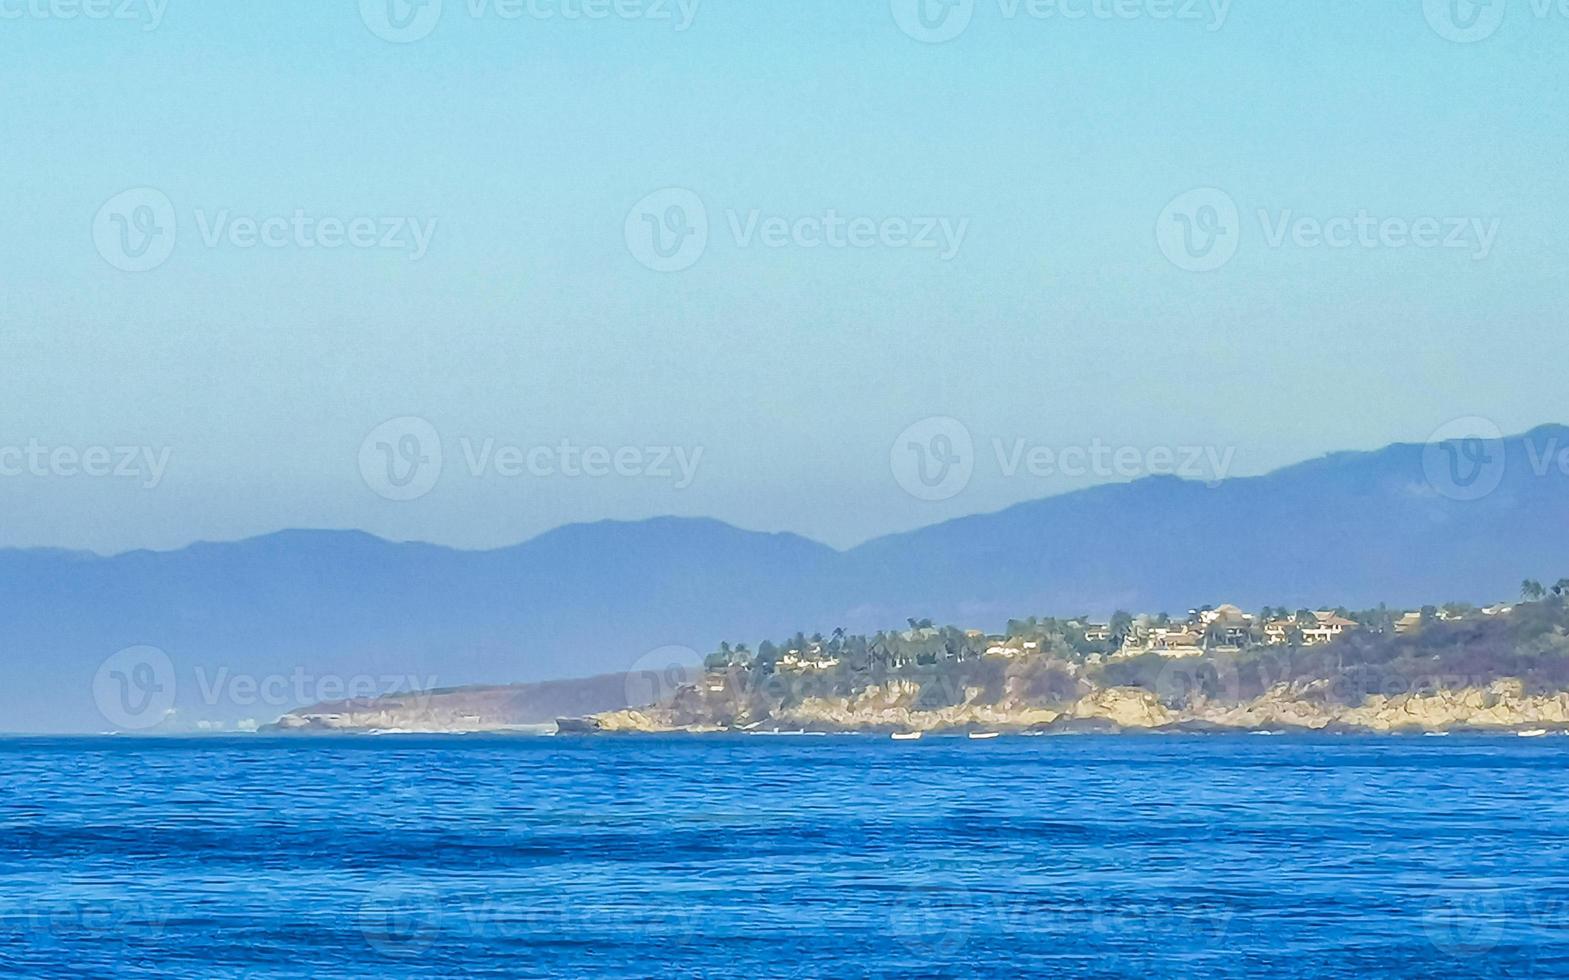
[[2, 735, 1567, 978]]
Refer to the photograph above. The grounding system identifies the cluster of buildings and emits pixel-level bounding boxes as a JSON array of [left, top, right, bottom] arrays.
[[1126, 606, 1361, 657], [947, 606, 1364, 661], [983, 635, 1040, 658], [753, 599, 1524, 674], [1090, 602, 1517, 659], [777, 648, 841, 671]]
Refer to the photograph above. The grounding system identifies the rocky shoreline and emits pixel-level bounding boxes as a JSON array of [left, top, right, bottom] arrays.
[[263, 593, 1569, 738], [584, 679, 1569, 736], [268, 678, 1569, 737]]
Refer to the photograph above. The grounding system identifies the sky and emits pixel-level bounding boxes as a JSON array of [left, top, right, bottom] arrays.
[[1, 0, 1565, 554]]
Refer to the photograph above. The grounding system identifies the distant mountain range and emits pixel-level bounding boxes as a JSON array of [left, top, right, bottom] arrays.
[[5, 425, 1567, 733]]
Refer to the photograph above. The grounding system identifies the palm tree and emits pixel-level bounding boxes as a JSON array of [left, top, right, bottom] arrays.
[[1109, 610, 1135, 647], [1522, 579, 1547, 602]]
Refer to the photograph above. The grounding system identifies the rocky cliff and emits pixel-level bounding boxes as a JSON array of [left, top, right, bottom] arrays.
[[268, 599, 1569, 736], [590, 674, 1569, 735]]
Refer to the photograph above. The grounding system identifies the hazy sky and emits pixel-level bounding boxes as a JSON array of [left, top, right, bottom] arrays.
[[1, 0, 1565, 553]]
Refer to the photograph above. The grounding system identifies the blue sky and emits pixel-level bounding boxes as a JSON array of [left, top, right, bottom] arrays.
[[1, 0, 1565, 552]]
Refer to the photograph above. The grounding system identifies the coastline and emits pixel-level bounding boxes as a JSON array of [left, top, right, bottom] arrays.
[[264, 679, 1569, 738], [263, 599, 1569, 739]]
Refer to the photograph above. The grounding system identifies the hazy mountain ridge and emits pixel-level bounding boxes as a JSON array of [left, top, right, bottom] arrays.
[[4, 426, 1567, 733]]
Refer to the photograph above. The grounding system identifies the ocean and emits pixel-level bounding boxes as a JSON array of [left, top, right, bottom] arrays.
[[1, 734, 1565, 978]]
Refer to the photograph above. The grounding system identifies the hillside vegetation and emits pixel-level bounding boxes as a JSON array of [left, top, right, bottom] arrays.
[[595, 587, 1569, 734]]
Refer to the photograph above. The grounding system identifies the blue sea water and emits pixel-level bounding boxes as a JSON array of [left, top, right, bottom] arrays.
[[1, 735, 1566, 979]]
